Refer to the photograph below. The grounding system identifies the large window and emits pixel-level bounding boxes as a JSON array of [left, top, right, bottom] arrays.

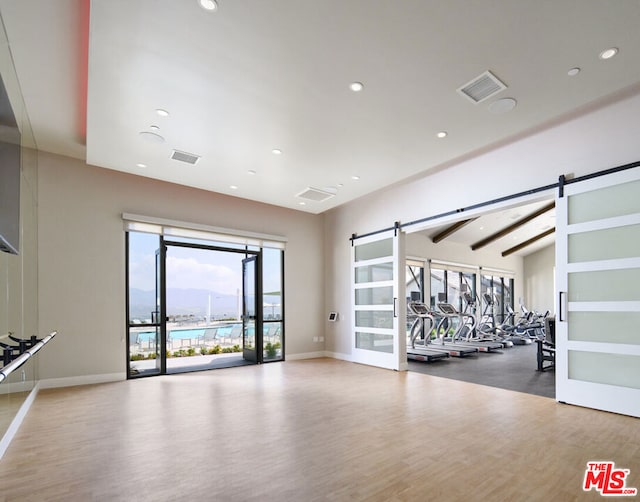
[[429, 266, 477, 314], [427, 262, 514, 328], [480, 274, 515, 325], [262, 247, 284, 361], [430, 269, 445, 309]]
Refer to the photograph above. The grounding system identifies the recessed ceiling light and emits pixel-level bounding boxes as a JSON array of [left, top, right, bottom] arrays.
[[436, 131, 448, 138], [299, 202, 306, 206], [567, 67, 581, 77], [349, 82, 364, 92], [247, 170, 257, 175], [136, 163, 147, 168], [479, 226, 484, 230], [198, 0, 218, 11], [230, 185, 238, 190], [599, 47, 618, 60], [351, 175, 360, 180], [149, 125, 160, 131], [155, 109, 169, 117], [272, 148, 282, 155], [337, 183, 344, 188]]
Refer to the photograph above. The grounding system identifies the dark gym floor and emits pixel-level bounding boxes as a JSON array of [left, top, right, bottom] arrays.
[[407, 341, 555, 398]]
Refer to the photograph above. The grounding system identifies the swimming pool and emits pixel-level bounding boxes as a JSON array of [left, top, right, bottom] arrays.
[[133, 323, 245, 343]]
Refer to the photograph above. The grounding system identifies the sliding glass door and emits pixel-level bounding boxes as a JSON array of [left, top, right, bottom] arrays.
[[556, 167, 640, 417], [351, 229, 406, 371]]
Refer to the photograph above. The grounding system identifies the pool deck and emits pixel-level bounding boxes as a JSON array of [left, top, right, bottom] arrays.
[[130, 351, 249, 374]]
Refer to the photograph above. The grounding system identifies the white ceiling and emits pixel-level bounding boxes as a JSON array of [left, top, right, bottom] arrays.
[[1, 0, 640, 216]]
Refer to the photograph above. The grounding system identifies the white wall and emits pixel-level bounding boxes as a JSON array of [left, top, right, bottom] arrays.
[[523, 244, 555, 316], [324, 89, 640, 359], [37, 152, 325, 384]]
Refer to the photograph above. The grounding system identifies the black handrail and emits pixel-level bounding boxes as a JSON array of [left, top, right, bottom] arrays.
[[0, 331, 57, 384]]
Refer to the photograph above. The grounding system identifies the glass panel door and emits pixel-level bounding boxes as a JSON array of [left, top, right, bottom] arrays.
[[556, 168, 640, 417], [351, 229, 406, 370], [163, 244, 247, 373], [242, 255, 262, 364]]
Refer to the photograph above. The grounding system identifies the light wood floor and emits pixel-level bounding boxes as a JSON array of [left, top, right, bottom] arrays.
[[0, 358, 638, 501]]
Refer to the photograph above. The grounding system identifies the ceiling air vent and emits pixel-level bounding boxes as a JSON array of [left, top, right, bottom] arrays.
[[457, 70, 507, 104], [295, 187, 335, 202], [170, 149, 201, 165]]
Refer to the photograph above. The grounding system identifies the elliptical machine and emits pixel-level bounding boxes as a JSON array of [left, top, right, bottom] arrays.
[[495, 305, 533, 344], [460, 292, 513, 348]]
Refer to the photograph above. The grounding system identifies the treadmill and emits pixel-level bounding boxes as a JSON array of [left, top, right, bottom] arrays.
[[406, 302, 450, 362], [437, 303, 504, 352], [408, 302, 477, 358]]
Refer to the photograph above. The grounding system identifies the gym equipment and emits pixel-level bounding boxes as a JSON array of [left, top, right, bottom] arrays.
[[406, 302, 450, 362], [493, 305, 532, 345], [407, 302, 475, 358], [0, 333, 44, 366], [0, 331, 57, 384], [414, 303, 478, 357], [437, 302, 504, 352], [456, 274, 513, 348], [536, 316, 555, 371], [523, 307, 549, 340], [509, 305, 548, 341], [461, 293, 513, 348], [477, 293, 498, 335]]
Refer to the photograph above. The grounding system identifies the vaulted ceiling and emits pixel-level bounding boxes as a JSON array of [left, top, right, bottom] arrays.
[[424, 199, 556, 257], [1, 0, 640, 219]]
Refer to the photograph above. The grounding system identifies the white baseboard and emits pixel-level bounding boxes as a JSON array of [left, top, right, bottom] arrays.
[[285, 351, 329, 361], [323, 351, 354, 362], [0, 380, 36, 395], [40, 372, 126, 389], [0, 382, 40, 460]]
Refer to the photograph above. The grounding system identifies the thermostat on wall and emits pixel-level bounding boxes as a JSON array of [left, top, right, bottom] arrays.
[[328, 312, 339, 322]]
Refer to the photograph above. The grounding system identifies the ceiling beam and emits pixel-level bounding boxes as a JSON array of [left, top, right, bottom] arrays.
[[431, 218, 478, 244], [501, 227, 555, 257], [471, 201, 555, 251]]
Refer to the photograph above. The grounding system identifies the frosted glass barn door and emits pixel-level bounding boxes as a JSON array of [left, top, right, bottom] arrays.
[[556, 168, 640, 417], [351, 229, 406, 371]]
